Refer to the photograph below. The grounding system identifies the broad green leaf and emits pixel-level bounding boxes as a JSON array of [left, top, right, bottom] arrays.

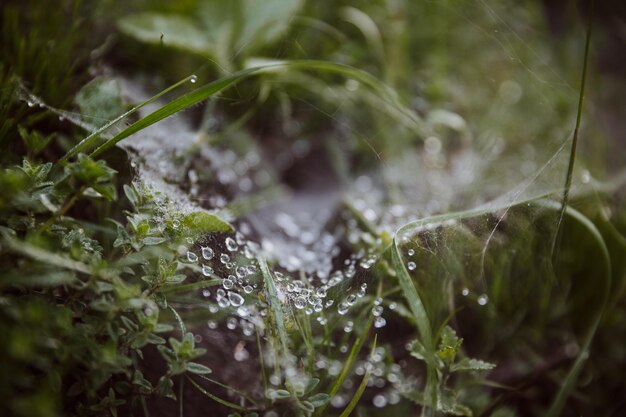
[[118, 13, 212, 55], [75, 77, 124, 129], [236, 0, 303, 50], [182, 211, 233, 234]]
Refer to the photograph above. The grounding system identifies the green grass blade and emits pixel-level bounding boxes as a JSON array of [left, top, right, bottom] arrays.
[[259, 258, 290, 356], [160, 278, 222, 294], [195, 374, 260, 408], [187, 376, 249, 412], [338, 335, 378, 417], [553, 0, 594, 258], [59, 75, 196, 163], [79, 59, 424, 159], [89, 68, 260, 158], [314, 315, 374, 417], [540, 200, 611, 417]]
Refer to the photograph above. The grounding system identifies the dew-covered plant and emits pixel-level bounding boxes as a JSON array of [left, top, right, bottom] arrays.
[[1, 1, 626, 417]]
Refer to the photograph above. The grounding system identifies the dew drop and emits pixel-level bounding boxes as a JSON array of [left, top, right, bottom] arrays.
[[374, 316, 387, 328], [228, 292, 244, 307], [202, 264, 213, 276], [477, 294, 489, 306], [408, 248, 415, 256], [338, 302, 350, 315], [346, 294, 357, 306], [343, 321, 353, 333], [373, 394, 387, 408], [243, 285, 253, 294], [294, 296, 307, 309], [461, 287, 470, 296], [225, 237, 238, 251], [236, 266, 247, 278], [201, 246, 214, 260], [187, 251, 198, 262], [223, 278, 234, 290], [190, 74, 198, 84], [407, 261, 416, 271]]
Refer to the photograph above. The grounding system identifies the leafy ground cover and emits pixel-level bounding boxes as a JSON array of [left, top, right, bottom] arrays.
[[1, 1, 626, 416]]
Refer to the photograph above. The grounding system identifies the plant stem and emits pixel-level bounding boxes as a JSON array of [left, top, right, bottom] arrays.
[[40, 185, 86, 232], [553, 0, 594, 260]]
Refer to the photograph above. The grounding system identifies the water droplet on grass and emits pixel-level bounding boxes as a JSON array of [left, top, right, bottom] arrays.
[[187, 251, 198, 262], [477, 294, 489, 306], [294, 296, 307, 309], [228, 292, 244, 307], [407, 261, 416, 271], [190, 74, 197, 83], [223, 278, 234, 290], [201, 246, 214, 260], [202, 265, 213, 276], [225, 237, 238, 251], [374, 316, 387, 328]]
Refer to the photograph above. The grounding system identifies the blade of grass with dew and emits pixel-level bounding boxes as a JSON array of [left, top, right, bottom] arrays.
[[86, 60, 426, 159], [391, 234, 438, 415], [259, 258, 290, 357], [338, 335, 378, 417], [160, 279, 222, 295], [59, 75, 197, 163], [195, 374, 260, 408], [187, 376, 250, 412], [314, 315, 374, 417], [552, 0, 594, 259], [538, 199, 611, 417]]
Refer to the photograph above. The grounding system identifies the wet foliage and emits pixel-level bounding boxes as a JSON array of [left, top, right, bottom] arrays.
[[1, 1, 626, 417]]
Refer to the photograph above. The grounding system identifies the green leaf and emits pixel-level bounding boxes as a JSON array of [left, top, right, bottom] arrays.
[[273, 389, 291, 400], [156, 376, 176, 400], [118, 13, 213, 55], [18, 126, 54, 154], [186, 362, 212, 375], [123, 184, 140, 208], [408, 338, 428, 362], [451, 358, 496, 373], [308, 393, 330, 408], [338, 335, 377, 417], [236, 0, 303, 50], [143, 236, 168, 246], [300, 400, 315, 414], [65, 154, 116, 185], [182, 211, 233, 234], [437, 388, 472, 416], [304, 378, 320, 395], [75, 77, 124, 129]]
